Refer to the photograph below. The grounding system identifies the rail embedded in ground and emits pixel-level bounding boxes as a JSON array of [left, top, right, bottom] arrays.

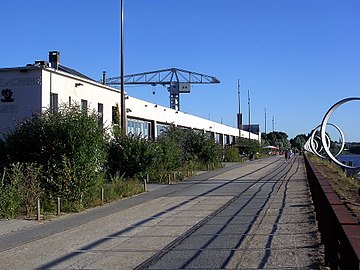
[[304, 154, 360, 270]]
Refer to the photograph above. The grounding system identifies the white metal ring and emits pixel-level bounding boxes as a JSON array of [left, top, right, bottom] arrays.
[[320, 97, 360, 169]]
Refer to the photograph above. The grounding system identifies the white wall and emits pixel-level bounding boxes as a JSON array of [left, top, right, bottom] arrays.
[[126, 96, 260, 142], [0, 68, 42, 135], [41, 68, 120, 129]]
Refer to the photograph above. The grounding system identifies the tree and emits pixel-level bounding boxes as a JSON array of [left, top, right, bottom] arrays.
[[261, 132, 269, 146], [266, 131, 290, 150], [237, 137, 261, 156], [290, 134, 308, 150]]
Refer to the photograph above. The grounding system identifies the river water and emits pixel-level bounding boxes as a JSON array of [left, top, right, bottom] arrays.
[[338, 154, 360, 167], [337, 154, 360, 179]]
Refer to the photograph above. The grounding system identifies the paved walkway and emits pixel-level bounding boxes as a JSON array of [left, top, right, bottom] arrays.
[[0, 156, 324, 269]]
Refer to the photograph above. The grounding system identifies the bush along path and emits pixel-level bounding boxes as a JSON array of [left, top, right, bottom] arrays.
[[0, 104, 230, 219]]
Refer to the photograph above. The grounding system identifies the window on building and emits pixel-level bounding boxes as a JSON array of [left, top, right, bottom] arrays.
[[224, 135, 230, 145], [127, 119, 152, 139], [206, 131, 214, 139], [69, 96, 72, 106], [215, 133, 223, 144], [81, 99, 88, 113], [156, 124, 169, 137], [50, 93, 58, 113], [98, 103, 103, 128]]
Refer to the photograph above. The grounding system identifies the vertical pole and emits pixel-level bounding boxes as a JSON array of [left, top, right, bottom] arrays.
[[57, 197, 61, 215], [120, 0, 126, 135], [272, 115, 275, 132], [264, 108, 267, 141], [101, 187, 104, 203], [237, 79, 241, 139], [248, 89, 251, 140], [102, 71, 107, 85], [143, 179, 148, 192], [37, 198, 41, 221]]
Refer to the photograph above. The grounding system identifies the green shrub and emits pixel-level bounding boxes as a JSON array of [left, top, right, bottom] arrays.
[[152, 131, 183, 181], [183, 130, 222, 165], [107, 134, 156, 179], [10, 163, 43, 216], [0, 107, 228, 215], [237, 137, 261, 156], [0, 168, 21, 219], [157, 126, 222, 170], [2, 104, 107, 209], [224, 146, 241, 162]]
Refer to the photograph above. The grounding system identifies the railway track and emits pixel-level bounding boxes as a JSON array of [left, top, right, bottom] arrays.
[[135, 156, 301, 269]]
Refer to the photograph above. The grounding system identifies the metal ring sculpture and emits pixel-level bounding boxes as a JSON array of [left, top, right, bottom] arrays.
[[310, 134, 330, 158], [309, 123, 344, 159], [304, 137, 314, 154], [320, 97, 360, 170]]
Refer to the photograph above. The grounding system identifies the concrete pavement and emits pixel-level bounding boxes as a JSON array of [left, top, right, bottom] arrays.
[[0, 156, 324, 269]]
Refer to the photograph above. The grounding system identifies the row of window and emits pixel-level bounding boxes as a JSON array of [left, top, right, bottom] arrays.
[[49, 93, 236, 144]]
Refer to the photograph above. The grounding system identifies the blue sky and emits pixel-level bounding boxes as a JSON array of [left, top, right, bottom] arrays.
[[1, 1, 360, 141]]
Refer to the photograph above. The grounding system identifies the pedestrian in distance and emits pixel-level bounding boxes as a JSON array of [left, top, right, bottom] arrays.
[[289, 149, 293, 159], [284, 151, 288, 161]]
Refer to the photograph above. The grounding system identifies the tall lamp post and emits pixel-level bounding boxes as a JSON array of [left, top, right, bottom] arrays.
[[120, 0, 126, 135], [264, 107, 267, 141], [248, 89, 251, 140], [237, 79, 241, 139]]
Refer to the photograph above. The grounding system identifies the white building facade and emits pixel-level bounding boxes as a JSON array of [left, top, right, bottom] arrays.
[[0, 52, 261, 144]]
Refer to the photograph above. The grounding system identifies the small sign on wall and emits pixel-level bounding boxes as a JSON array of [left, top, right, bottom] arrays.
[[0, 88, 18, 113], [1, 89, 15, 102]]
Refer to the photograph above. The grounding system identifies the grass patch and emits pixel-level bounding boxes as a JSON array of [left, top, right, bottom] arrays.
[[103, 177, 144, 203]]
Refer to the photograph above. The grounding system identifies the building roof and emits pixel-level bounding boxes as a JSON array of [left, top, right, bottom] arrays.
[[58, 64, 95, 82]]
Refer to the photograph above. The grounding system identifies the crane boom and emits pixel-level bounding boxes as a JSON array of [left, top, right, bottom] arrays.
[[105, 67, 220, 86], [102, 68, 220, 111]]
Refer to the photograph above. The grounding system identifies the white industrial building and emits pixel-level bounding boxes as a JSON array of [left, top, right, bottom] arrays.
[[0, 51, 260, 143]]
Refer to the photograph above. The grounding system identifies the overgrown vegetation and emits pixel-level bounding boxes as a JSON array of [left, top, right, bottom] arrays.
[[0, 168, 20, 219], [0, 105, 225, 218], [224, 146, 241, 162], [107, 133, 157, 179], [0, 105, 107, 214]]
